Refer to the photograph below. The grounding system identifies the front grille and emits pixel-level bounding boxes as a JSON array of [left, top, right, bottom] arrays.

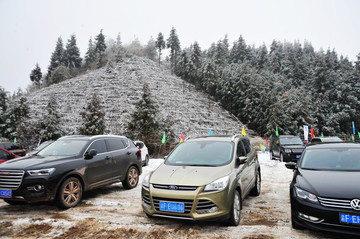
[[318, 197, 352, 210], [0, 170, 25, 190], [196, 200, 216, 210], [143, 195, 151, 206], [152, 197, 193, 213], [153, 184, 198, 191], [291, 148, 304, 153]]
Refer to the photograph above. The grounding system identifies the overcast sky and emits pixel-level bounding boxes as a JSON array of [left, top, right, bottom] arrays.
[[1, 0, 360, 94]]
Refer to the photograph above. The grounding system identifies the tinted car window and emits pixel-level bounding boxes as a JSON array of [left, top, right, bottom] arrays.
[[0, 149, 10, 159], [107, 138, 125, 151], [38, 140, 88, 156], [301, 148, 360, 171], [237, 141, 246, 157], [122, 139, 129, 148], [166, 141, 233, 166], [88, 140, 107, 154], [242, 139, 251, 154]]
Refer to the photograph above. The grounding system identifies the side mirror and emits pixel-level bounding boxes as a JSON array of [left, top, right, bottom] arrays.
[[285, 162, 296, 170], [164, 155, 168, 160], [237, 156, 247, 165], [85, 149, 97, 159]]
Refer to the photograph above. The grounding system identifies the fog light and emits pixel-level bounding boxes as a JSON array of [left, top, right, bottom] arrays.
[[196, 206, 218, 214], [34, 184, 44, 191], [298, 212, 323, 223]]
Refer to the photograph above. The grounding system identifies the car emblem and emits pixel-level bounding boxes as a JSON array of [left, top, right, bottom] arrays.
[[168, 185, 178, 190], [350, 199, 360, 210]]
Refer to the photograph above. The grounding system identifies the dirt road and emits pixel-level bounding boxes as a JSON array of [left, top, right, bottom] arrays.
[[0, 153, 356, 238]]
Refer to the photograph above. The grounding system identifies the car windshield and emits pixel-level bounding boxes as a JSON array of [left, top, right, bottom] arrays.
[[280, 137, 303, 145], [165, 141, 233, 166], [38, 139, 88, 156], [301, 148, 360, 171]]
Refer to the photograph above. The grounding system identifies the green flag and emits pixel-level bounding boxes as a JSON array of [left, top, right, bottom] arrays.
[[275, 126, 279, 136], [321, 133, 324, 138], [162, 132, 166, 144], [14, 138, 17, 143], [358, 132, 360, 139]]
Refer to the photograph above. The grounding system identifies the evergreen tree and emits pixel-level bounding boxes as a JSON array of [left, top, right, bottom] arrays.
[[47, 65, 71, 85], [47, 37, 65, 77], [167, 27, 181, 73], [155, 32, 166, 66], [144, 37, 157, 61], [84, 37, 96, 68], [0, 87, 8, 136], [94, 29, 107, 67], [30, 63, 42, 87], [78, 93, 106, 135], [64, 34, 82, 69], [41, 96, 62, 141]]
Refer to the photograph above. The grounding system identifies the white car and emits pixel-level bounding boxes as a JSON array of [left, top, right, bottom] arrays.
[[134, 141, 149, 166]]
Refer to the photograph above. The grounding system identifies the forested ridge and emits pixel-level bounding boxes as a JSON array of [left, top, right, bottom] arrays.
[[1, 28, 359, 149]]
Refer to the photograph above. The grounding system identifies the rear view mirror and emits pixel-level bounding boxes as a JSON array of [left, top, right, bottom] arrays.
[[238, 156, 247, 165], [85, 149, 97, 159]]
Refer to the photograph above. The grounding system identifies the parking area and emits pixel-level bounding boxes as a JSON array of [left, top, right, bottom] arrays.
[[0, 153, 355, 238]]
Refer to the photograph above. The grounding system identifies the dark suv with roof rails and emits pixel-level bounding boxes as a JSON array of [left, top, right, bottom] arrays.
[[0, 135, 142, 209], [270, 135, 305, 162]]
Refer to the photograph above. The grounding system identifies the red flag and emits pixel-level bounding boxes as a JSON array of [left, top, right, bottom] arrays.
[[344, 136, 346, 142], [266, 136, 268, 146], [311, 126, 315, 138]]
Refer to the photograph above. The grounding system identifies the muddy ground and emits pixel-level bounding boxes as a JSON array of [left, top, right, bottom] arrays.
[[0, 153, 357, 238]]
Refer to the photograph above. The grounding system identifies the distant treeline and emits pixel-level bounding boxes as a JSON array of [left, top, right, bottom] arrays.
[[17, 27, 360, 137]]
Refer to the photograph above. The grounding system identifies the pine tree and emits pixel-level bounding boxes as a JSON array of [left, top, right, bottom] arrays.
[[41, 97, 62, 141], [155, 32, 166, 66], [78, 93, 106, 135], [84, 37, 96, 68], [94, 29, 107, 68], [30, 63, 42, 87], [47, 37, 65, 77], [167, 27, 181, 73], [0, 87, 8, 136], [64, 34, 82, 69]]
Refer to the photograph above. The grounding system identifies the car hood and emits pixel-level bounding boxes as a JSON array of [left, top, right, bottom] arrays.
[[150, 163, 232, 186], [0, 155, 76, 170], [297, 169, 360, 198]]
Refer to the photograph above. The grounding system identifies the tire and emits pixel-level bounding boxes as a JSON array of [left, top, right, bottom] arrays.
[[270, 151, 274, 160], [56, 177, 83, 209], [144, 155, 149, 166], [250, 170, 261, 196], [227, 190, 241, 226], [122, 166, 139, 189], [3, 199, 26, 205], [280, 153, 284, 162]]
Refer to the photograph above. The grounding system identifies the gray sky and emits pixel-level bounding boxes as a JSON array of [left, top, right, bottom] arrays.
[[1, 0, 360, 94]]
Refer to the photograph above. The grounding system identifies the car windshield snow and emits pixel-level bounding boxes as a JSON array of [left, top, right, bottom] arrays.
[[279, 137, 303, 145], [301, 148, 360, 171], [165, 141, 233, 166], [37, 140, 88, 156]]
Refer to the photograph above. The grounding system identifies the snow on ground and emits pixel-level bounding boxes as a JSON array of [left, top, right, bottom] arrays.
[[0, 153, 356, 238]]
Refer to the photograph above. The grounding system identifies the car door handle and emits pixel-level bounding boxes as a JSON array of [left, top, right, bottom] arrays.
[[127, 151, 131, 155], [105, 156, 111, 160]]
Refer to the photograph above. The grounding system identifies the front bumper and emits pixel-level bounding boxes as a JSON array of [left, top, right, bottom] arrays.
[[142, 184, 232, 221], [292, 196, 360, 236], [282, 152, 302, 162]]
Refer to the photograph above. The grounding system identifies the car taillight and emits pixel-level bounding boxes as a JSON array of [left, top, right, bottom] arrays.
[[138, 149, 141, 155], [22, 149, 26, 153]]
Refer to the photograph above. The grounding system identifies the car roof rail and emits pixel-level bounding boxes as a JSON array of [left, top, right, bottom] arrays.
[[231, 134, 242, 141], [184, 135, 232, 141]]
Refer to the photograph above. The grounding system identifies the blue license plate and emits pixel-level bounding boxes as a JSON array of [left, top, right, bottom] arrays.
[[340, 213, 360, 225], [0, 189, 12, 198], [296, 155, 301, 159], [160, 201, 185, 213]]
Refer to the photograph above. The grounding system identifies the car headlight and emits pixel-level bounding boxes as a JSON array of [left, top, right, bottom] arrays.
[[142, 174, 150, 188], [27, 168, 55, 176], [204, 175, 229, 192], [284, 149, 292, 153], [295, 186, 318, 203]]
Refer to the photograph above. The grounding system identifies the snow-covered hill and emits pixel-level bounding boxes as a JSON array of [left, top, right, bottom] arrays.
[[26, 55, 249, 138]]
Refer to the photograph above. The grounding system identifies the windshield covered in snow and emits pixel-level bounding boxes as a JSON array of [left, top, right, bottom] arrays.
[[279, 136, 303, 145], [38, 139, 88, 156], [301, 148, 360, 171], [165, 141, 233, 166]]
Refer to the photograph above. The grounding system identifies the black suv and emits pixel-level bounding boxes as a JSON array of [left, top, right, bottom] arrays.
[[0, 135, 142, 208], [270, 135, 305, 162]]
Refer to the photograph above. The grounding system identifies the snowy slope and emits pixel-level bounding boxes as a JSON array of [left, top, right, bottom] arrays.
[[26, 55, 249, 138]]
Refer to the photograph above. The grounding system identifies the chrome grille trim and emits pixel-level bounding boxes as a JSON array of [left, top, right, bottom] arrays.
[[153, 184, 198, 191], [196, 200, 216, 210], [291, 149, 304, 153], [152, 197, 193, 213], [318, 197, 352, 209], [0, 170, 25, 190], [142, 195, 151, 206]]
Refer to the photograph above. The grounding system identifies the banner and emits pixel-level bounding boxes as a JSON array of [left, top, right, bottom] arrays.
[[304, 125, 309, 142]]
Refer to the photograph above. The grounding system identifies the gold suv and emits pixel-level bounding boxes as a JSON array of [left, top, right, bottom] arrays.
[[142, 135, 261, 225]]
